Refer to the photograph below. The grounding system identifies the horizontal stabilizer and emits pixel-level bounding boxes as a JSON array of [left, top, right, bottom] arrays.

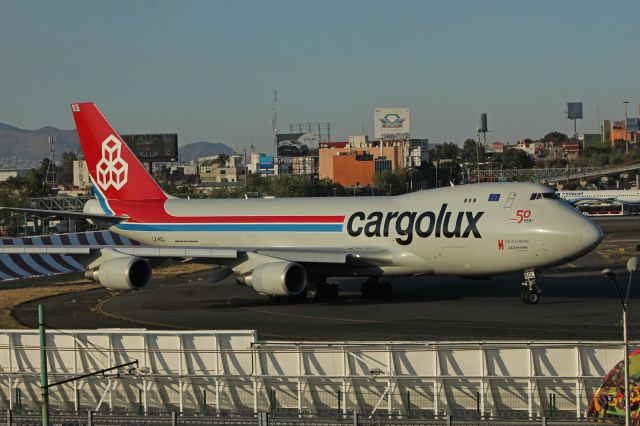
[[0, 246, 91, 255], [0, 207, 127, 223]]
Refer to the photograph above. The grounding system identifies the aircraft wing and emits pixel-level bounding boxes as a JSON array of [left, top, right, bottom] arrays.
[[255, 246, 393, 266], [0, 244, 392, 265], [0, 207, 127, 223]]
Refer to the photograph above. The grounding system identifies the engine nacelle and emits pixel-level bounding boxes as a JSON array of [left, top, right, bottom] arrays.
[[243, 262, 306, 296], [85, 256, 152, 290]]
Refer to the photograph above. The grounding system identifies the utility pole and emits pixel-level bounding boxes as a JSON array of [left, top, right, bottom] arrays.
[[624, 100, 630, 154], [39, 304, 49, 426], [272, 91, 278, 174]]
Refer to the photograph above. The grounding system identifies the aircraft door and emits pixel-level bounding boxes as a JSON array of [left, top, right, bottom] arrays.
[[504, 192, 516, 209]]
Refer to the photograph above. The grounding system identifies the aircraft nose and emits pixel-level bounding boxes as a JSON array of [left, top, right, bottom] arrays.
[[581, 220, 603, 251]]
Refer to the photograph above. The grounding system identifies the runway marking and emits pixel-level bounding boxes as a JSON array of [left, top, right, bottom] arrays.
[[95, 284, 198, 330], [225, 296, 380, 324]]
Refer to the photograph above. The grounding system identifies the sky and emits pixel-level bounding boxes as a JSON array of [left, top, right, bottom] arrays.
[[1, 0, 640, 153]]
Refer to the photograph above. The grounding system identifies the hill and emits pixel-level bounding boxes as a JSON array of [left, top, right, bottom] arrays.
[[0, 122, 235, 168], [0, 123, 79, 169]]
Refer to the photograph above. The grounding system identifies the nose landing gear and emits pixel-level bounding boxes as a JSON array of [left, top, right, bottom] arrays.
[[521, 270, 541, 304]]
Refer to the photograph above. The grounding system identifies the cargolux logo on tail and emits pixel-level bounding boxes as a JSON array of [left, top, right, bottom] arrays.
[[96, 135, 128, 191]]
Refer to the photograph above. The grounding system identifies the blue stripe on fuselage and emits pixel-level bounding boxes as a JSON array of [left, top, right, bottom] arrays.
[[115, 223, 344, 232], [92, 183, 114, 215]]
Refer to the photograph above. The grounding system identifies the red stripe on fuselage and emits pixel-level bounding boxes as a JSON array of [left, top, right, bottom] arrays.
[[107, 200, 345, 224]]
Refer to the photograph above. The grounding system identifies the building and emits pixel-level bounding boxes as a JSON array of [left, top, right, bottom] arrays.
[[319, 142, 402, 184], [515, 140, 545, 157], [72, 160, 91, 189], [560, 141, 580, 160], [491, 142, 505, 153], [198, 155, 247, 183], [318, 135, 427, 186], [611, 120, 640, 144], [404, 138, 429, 168], [331, 151, 392, 187], [0, 169, 27, 182], [277, 156, 319, 176], [581, 133, 602, 148], [602, 120, 612, 143]]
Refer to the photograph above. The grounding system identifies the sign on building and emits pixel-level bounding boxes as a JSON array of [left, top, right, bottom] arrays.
[[375, 108, 411, 140]]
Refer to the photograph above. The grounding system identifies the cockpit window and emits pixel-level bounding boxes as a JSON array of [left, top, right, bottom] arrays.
[[530, 192, 559, 200]]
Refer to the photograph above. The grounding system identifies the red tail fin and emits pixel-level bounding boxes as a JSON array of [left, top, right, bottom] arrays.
[[71, 103, 167, 202]]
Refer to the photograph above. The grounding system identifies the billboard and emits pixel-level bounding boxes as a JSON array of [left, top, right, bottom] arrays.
[[627, 118, 640, 133], [258, 155, 274, 175], [375, 108, 410, 140], [566, 102, 583, 120], [121, 134, 178, 162], [276, 133, 318, 157]]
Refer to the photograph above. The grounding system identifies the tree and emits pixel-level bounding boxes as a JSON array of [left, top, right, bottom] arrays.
[[25, 169, 49, 197], [461, 138, 486, 163], [542, 131, 569, 145], [57, 152, 77, 187], [215, 153, 230, 166], [497, 149, 534, 169], [373, 170, 408, 195]]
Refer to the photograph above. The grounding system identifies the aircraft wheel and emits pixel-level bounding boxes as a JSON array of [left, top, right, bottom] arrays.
[[520, 288, 528, 303], [361, 281, 374, 298], [292, 288, 308, 302], [327, 283, 339, 299], [522, 290, 540, 305]]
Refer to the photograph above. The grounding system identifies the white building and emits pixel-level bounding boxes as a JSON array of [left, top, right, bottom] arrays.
[[0, 169, 27, 182], [404, 138, 429, 168], [72, 160, 91, 189]]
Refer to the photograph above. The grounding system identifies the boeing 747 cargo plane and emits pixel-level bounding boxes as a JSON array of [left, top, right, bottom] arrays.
[[0, 103, 603, 304]]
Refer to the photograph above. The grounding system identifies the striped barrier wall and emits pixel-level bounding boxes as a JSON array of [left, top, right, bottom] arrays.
[[0, 231, 139, 281]]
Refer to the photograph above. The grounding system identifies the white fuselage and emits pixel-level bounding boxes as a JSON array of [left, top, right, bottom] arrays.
[[105, 183, 602, 277], [557, 189, 640, 205]]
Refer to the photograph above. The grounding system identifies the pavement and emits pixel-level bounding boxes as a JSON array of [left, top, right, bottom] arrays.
[[11, 216, 640, 341]]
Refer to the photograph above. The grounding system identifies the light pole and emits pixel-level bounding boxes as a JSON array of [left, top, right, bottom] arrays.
[[601, 256, 638, 426]]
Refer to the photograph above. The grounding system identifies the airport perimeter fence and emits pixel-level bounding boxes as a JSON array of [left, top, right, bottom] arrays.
[[0, 409, 609, 425], [0, 384, 609, 420], [0, 330, 635, 423]]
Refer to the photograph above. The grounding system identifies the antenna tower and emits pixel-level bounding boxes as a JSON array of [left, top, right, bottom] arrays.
[[272, 90, 278, 157], [44, 136, 56, 186]]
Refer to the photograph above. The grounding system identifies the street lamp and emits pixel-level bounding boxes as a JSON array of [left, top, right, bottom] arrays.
[[601, 257, 638, 426]]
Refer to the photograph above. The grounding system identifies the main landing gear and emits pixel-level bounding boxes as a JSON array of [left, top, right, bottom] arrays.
[[361, 277, 392, 298], [308, 277, 339, 301], [520, 270, 541, 305]]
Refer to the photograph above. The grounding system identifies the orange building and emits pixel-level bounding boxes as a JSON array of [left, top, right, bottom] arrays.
[[330, 152, 392, 187], [319, 144, 401, 182], [611, 120, 640, 144], [332, 153, 375, 187]]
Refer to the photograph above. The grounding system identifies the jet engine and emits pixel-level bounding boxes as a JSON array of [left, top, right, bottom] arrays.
[[85, 255, 152, 290], [240, 261, 307, 296]]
